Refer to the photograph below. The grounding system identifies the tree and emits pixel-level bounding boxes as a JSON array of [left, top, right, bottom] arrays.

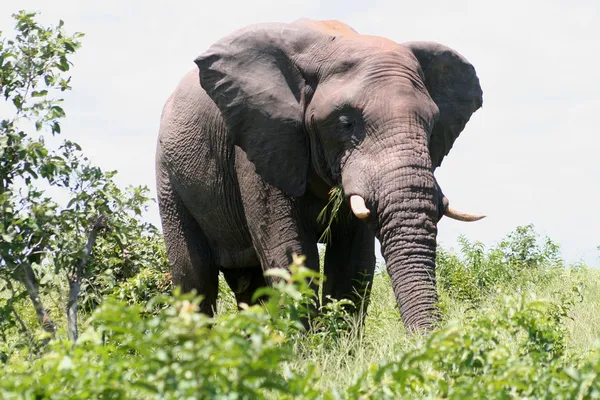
[[0, 10, 167, 347]]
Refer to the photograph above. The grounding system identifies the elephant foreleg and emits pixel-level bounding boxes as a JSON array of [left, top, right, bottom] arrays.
[[235, 150, 321, 312], [323, 215, 376, 321]]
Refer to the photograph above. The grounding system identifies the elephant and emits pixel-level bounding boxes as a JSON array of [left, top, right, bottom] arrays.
[[155, 18, 484, 331]]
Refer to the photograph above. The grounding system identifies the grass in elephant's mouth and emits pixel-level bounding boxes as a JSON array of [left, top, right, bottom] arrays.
[[317, 185, 345, 243]]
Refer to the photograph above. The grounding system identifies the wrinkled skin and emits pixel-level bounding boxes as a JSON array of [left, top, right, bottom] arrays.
[[156, 19, 482, 331]]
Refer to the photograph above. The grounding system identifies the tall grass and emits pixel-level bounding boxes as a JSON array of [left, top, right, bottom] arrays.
[[283, 226, 599, 395]]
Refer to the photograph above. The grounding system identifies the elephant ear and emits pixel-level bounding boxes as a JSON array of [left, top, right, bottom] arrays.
[[403, 41, 483, 170], [195, 23, 326, 197]]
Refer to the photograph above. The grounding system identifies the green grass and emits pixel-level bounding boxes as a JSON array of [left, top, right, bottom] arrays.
[[285, 267, 600, 395]]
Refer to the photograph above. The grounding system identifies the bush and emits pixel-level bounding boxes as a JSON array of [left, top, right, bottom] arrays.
[[0, 259, 323, 399], [347, 289, 589, 399], [437, 225, 564, 304], [78, 222, 171, 312]]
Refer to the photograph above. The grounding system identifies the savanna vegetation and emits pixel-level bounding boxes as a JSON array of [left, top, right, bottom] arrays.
[[1, 11, 600, 399]]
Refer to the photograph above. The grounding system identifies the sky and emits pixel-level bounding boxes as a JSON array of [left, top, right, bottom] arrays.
[[1, 0, 598, 267]]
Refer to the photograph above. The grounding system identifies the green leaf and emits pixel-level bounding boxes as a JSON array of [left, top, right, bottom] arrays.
[[58, 56, 69, 72], [51, 105, 66, 118], [64, 41, 76, 52], [2, 232, 15, 243]]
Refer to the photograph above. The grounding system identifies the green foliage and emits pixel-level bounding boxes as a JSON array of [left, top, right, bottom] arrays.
[[77, 213, 170, 312], [0, 259, 324, 399], [436, 224, 564, 304], [346, 290, 588, 399], [110, 267, 171, 307], [307, 296, 356, 348], [0, 9, 84, 276], [2, 240, 600, 399], [1, 9, 89, 349], [0, 10, 165, 348]]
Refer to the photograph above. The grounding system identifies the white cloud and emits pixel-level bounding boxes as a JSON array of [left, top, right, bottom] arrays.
[[1, 0, 598, 266]]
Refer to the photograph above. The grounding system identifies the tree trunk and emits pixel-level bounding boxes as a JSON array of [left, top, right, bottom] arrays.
[[67, 214, 107, 342], [17, 263, 57, 334]]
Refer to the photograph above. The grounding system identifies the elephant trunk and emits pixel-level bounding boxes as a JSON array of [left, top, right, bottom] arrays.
[[377, 156, 439, 331], [344, 128, 440, 331]]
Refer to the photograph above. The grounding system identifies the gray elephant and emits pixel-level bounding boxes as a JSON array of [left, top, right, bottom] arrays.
[[155, 18, 483, 331]]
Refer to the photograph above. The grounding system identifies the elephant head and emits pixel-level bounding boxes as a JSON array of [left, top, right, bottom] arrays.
[[195, 22, 483, 331]]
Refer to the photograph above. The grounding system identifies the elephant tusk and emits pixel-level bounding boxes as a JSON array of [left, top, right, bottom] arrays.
[[350, 195, 370, 219], [444, 205, 486, 222]]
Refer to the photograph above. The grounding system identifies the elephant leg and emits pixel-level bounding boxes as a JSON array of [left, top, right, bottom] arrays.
[[236, 150, 320, 275], [157, 181, 219, 316], [222, 266, 268, 307], [323, 216, 376, 320], [246, 198, 321, 301], [242, 190, 320, 278], [244, 200, 320, 326], [235, 150, 321, 319]]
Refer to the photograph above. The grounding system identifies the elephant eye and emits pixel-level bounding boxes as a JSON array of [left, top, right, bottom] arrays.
[[339, 115, 355, 133]]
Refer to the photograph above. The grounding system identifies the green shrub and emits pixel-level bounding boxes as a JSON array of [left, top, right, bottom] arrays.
[[111, 267, 172, 308], [0, 10, 167, 344], [0, 260, 323, 399], [437, 225, 564, 304], [346, 288, 588, 399], [79, 223, 171, 312]]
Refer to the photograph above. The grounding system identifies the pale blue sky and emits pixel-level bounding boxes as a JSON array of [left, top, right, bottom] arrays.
[[1, 0, 598, 266]]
